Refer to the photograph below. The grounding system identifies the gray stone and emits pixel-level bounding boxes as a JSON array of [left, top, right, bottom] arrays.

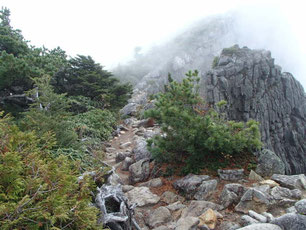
[[152, 226, 170, 230], [126, 187, 160, 207], [133, 137, 152, 161], [240, 215, 259, 226], [237, 223, 282, 230], [271, 213, 306, 230], [120, 102, 139, 117], [248, 210, 268, 223], [161, 191, 181, 204], [122, 157, 134, 171], [147, 206, 171, 228], [219, 221, 241, 230], [115, 151, 131, 163], [261, 212, 275, 222], [295, 199, 306, 215], [218, 169, 245, 181], [202, 46, 306, 175], [181, 200, 223, 218], [271, 174, 306, 190], [129, 159, 150, 184], [270, 186, 302, 200], [219, 183, 247, 208], [194, 179, 218, 200], [255, 149, 285, 177], [249, 170, 264, 182], [235, 188, 270, 214], [173, 174, 210, 199], [286, 206, 297, 214], [120, 141, 132, 149], [122, 185, 134, 192], [198, 224, 210, 230], [139, 178, 163, 188], [175, 217, 199, 230], [166, 201, 187, 212]]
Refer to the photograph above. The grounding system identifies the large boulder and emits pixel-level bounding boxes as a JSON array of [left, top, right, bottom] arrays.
[[219, 183, 247, 208], [202, 46, 306, 174], [126, 187, 160, 207], [173, 174, 211, 199], [271, 213, 306, 230], [129, 158, 150, 184], [133, 137, 152, 161], [237, 223, 282, 230], [271, 174, 306, 190], [255, 149, 285, 177]]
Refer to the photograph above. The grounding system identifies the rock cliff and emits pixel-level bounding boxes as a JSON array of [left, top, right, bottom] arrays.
[[201, 45, 306, 174]]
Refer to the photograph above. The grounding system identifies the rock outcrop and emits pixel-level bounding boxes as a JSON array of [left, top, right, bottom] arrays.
[[202, 45, 306, 174]]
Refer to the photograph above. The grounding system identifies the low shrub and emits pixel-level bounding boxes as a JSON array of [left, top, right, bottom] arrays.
[[145, 70, 262, 174]]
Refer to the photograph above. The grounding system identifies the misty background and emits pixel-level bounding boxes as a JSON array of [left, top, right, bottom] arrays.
[[1, 0, 305, 89]]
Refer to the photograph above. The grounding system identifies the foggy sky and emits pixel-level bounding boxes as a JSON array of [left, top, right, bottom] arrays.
[[1, 0, 305, 88]]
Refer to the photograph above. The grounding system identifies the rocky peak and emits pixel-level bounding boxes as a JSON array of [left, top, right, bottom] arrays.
[[201, 45, 306, 174]]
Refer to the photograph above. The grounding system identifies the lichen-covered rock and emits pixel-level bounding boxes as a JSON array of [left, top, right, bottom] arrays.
[[255, 149, 285, 177], [202, 46, 306, 174], [147, 207, 172, 228], [271, 213, 306, 230], [271, 174, 306, 190], [194, 179, 218, 200], [235, 188, 270, 214], [133, 137, 152, 161], [181, 200, 223, 218], [198, 208, 217, 229], [126, 187, 160, 207], [219, 183, 247, 208], [295, 199, 306, 215], [218, 169, 245, 181], [237, 223, 282, 230], [173, 174, 210, 199], [270, 186, 302, 200], [175, 217, 200, 230], [129, 159, 150, 184]]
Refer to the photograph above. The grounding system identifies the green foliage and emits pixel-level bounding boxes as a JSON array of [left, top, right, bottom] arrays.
[[0, 114, 103, 229], [53, 55, 132, 110], [21, 75, 79, 149], [222, 44, 240, 56], [72, 108, 117, 141], [145, 70, 262, 174], [212, 56, 219, 68]]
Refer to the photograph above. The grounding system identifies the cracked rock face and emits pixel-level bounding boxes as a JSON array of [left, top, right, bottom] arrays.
[[201, 46, 306, 174]]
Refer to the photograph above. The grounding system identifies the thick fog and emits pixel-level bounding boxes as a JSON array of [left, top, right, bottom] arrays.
[[113, 3, 306, 90]]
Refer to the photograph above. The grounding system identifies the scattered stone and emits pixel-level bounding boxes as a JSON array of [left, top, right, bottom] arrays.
[[219, 221, 241, 230], [218, 169, 245, 181], [139, 178, 163, 188], [271, 186, 302, 200], [119, 130, 126, 134], [286, 206, 297, 214], [261, 212, 274, 222], [271, 213, 306, 230], [115, 151, 131, 163], [129, 158, 150, 184], [161, 191, 181, 204], [175, 217, 199, 230], [194, 179, 218, 200], [240, 215, 259, 226], [235, 188, 270, 214], [126, 187, 160, 207], [219, 183, 247, 208], [122, 157, 135, 171], [147, 207, 171, 228], [198, 208, 217, 229], [295, 199, 306, 215], [166, 201, 187, 212], [106, 147, 116, 153], [237, 223, 282, 230], [122, 185, 134, 193], [255, 149, 285, 177], [198, 224, 210, 230], [254, 185, 270, 194], [120, 102, 139, 117], [271, 174, 306, 190], [248, 210, 267, 223], [133, 137, 152, 161], [120, 141, 132, 149], [152, 226, 169, 230], [259, 180, 279, 188], [249, 170, 264, 182], [173, 174, 210, 199], [181, 200, 223, 218]]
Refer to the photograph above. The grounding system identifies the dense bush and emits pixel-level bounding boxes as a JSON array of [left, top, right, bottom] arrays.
[[0, 114, 103, 230], [145, 71, 262, 174]]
